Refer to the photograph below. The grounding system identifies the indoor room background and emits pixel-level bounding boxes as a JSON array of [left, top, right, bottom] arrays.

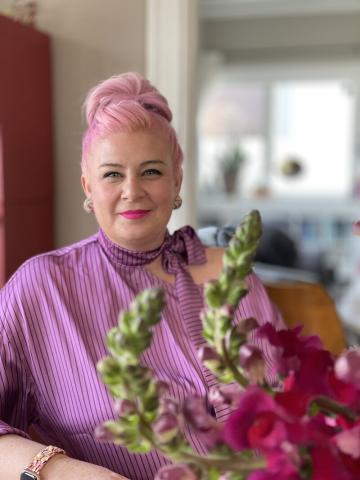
[[2, 0, 360, 340]]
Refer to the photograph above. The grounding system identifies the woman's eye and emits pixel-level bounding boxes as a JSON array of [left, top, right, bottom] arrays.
[[142, 169, 162, 177], [103, 171, 121, 179]]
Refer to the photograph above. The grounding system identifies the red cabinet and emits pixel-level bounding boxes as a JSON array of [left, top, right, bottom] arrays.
[[0, 14, 53, 285]]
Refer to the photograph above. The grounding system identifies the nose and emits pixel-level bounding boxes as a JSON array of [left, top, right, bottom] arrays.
[[121, 175, 145, 201]]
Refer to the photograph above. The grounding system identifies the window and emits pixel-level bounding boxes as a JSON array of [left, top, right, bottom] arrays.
[[198, 69, 357, 199], [270, 80, 354, 197]]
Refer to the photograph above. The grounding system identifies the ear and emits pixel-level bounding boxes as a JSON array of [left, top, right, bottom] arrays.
[[175, 166, 183, 194], [81, 174, 92, 197]]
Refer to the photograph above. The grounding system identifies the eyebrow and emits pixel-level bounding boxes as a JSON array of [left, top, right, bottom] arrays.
[[98, 160, 166, 169]]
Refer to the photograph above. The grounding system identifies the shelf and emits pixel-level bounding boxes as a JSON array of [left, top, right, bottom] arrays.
[[198, 194, 360, 224]]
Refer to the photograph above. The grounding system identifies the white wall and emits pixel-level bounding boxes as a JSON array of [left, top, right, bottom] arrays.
[[146, 0, 199, 232], [0, 0, 146, 246]]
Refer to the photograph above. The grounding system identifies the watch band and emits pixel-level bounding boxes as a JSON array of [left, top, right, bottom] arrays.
[[20, 445, 66, 480]]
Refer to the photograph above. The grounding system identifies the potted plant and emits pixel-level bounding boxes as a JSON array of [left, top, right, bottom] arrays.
[[220, 145, 245, 194]]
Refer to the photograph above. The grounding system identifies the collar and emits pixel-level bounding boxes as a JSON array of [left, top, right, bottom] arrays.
[[97, 226, 206, 274]]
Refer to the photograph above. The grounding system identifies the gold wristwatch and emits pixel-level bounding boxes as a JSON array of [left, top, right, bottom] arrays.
[[20, 445, 66, 480]]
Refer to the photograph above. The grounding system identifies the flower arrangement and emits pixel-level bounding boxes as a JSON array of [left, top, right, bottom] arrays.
[[97, 211, 360, 480]]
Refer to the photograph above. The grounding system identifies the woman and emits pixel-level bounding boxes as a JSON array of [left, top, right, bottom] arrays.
[[0, 73, 283, 480]]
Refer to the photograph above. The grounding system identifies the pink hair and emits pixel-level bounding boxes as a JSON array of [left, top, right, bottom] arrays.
[[81, 72, 183, 171]]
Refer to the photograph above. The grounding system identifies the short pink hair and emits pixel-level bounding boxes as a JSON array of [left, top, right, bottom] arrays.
[[81, 72, 183, 171]]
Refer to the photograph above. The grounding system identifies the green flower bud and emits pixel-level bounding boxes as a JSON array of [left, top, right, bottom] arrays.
[[97, 357, 123, 385], [204, 281, 224, 308], [226, 282, 248, 307]]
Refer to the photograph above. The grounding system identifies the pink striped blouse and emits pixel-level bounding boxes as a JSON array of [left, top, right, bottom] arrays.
[[0, 226, 283, 479]]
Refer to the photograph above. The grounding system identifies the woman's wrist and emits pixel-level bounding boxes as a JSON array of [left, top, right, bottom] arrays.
[[41, 454, 127, 479], [21, 445, 66, 479], [41, 453, 73, 479]]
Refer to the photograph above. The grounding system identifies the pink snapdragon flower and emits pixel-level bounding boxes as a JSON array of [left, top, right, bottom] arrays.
[[256, 323, 324, 377], [182, 396, 222, 448], [328, 372, 360, 408], [222, 387, 291, 452], [334, 424, 360, 459], [335, 348, 360, 390], [311, 445, 354, 480], [291, 348, 334, 396], [274, 390, 312, 418], [248, 448, 301, 480], [239, 344, 266, 384], [208, 383, 243, 409]]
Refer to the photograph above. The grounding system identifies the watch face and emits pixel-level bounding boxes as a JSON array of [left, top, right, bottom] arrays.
[[20, 472, 39, 480]]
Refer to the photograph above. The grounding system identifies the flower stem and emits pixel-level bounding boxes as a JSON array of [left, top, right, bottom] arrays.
[[136, 402, 266, 475], [312, 395, 357, 422], [221, 338, 249, 388], [178, 451, 266, 473]]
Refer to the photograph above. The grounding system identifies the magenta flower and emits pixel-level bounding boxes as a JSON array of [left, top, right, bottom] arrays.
[[247, 411, 288, 450], [256, 323, 324, 377], [311, 445, 353, 480], [247, 471, 299, 480], [182, 396, 215, 432], [292, 348, 334, 396], [208, 383, 243, 409], [334, 425, 360, 459], [182, 396, 221, 448], [247, 449, 301, 480], [239, 344, 266, 384], [335, 348, 360, 390], [274, 390, 311, 418], [328, 371, 360, 408], [222, 387, 290, 452], [301, 413, 340, 447]]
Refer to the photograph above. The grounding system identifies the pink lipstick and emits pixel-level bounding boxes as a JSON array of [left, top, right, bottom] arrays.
[[120, 210, 151, 220]]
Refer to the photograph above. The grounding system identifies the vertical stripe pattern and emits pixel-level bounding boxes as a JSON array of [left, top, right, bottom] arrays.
[[0, 227, 284, 479]]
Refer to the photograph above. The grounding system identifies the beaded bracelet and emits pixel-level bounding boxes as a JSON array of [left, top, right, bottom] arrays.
[[20, 445, 66, 480]]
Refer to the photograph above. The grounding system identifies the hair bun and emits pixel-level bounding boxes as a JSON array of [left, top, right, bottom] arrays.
[[81, 72, 183, 171], [85, 72, 172, 127]]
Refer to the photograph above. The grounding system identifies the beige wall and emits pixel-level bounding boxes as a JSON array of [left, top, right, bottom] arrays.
[[201, 13, 360, 62], [0, 0, 146, 246]]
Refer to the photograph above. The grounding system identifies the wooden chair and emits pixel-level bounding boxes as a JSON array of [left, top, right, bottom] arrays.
[[265, 281, 346, 355]]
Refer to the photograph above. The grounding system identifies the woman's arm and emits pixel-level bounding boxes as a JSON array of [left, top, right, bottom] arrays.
[[0, 435, 126, 479], [0, 276, 128, 480]]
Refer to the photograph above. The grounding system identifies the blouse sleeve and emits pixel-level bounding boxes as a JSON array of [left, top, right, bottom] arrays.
[[0, 275, 38, 439]]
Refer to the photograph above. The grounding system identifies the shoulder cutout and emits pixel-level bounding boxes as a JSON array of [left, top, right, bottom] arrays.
[[205, 247, 225, 278], [188, 247, 225, 285]]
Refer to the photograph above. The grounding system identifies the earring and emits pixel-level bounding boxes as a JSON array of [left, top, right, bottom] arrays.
[[83, 197, 94, 213], [173, 194, 182, 210]]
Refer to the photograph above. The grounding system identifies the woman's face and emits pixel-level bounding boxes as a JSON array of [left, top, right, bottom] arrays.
[[81, 128, 182, 251]]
